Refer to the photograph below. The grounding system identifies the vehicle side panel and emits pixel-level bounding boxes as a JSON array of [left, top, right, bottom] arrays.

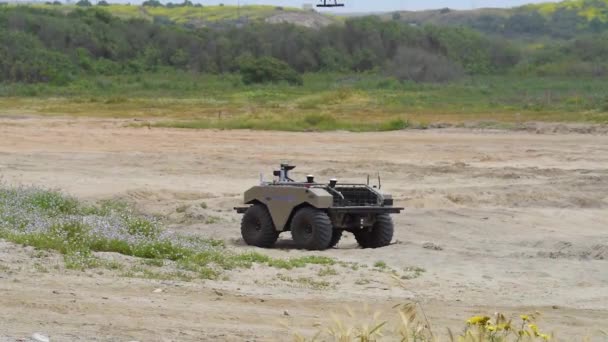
[[244, 186, 333, 231]]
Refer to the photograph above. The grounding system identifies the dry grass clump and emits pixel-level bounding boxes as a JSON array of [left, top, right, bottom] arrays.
[[293, 301, 595, 341]]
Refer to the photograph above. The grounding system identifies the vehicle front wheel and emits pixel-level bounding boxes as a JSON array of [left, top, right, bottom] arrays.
[[353, 214, 394, 249], [328, 229, 343, 248], [290, 207, 333, 250], [241, 204, 279, 248]]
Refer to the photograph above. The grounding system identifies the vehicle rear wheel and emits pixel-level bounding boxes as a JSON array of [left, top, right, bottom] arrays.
[[290, 207, 333, 250], [241, 204, 279, 248], [353, 214, 393, 249]]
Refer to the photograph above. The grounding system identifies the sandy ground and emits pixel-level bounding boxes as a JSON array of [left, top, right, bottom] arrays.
[[0, 116, 607, 341]]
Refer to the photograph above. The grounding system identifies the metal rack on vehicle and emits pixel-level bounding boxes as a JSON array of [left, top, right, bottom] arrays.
[[331, 185, 381, 206]]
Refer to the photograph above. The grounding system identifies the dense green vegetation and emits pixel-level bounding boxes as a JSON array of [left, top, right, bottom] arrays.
[[1, 2, 608, 128], [0, 6, 521, 85], [2, 2, 608, 85]]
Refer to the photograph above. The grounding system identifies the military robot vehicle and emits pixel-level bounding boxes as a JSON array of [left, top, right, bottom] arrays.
[[235, 164, 403, 250]]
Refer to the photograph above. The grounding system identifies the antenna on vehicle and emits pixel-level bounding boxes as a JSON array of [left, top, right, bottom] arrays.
[[378, 173, 382, 190], [366, 174, 370, 186]]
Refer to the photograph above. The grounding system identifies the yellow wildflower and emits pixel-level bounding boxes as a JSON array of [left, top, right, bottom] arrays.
[[497, 322, 511, 331], [518, 330, 532, 337], [466, 316, 491, 325], [528, 324, 540, 336], [539, 333, 551, 340], [487, 325, 497, 332], [520, 314, 530, 321]]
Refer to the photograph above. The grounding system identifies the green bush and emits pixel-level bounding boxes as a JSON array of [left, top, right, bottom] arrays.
[[386, 47, 464, 83], [27, 191, 80, 216], [239, 56, 303, 86], [0, 31, 76, 84], [303, 113, 336, 127]]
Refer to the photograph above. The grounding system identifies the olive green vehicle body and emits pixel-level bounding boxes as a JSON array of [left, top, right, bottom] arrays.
[[236, 164, 402, 231], [235, 164, 403, 250], [243, 185, 334, 231]]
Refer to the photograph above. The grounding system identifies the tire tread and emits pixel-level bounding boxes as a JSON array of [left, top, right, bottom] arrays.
[[354, 214, 393, 249], [291, 207, 333, 250], [241, 204, 279, 248]]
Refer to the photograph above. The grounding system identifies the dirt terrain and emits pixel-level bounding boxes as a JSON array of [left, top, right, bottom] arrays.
[[0, 116, 607, 341]]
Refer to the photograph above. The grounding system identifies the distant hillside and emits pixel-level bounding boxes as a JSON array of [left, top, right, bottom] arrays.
[[2, 1, 608, 85], [7, 0, 608, 34], [386, 0, 608, 38], [17, 3, 339, 28]]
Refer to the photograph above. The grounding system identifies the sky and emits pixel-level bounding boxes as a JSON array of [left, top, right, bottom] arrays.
[[200, 0, 560, 12]]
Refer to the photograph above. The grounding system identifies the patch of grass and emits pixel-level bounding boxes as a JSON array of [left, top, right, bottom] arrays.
[[1, 186, 338, 279], [338, 261, 360, 271], [142, 258, 164, 267], [276, 274, 331, 289], [268, 255, 335, 269], [354, 278, 371, 285], [175, 204, 189, 213], [33, 263, 48, 273], [122, 266, 194, 282], [373, 261, 388, 269], [31, 249, 49, 258], [98, 259, 125, 270], [318, 267, 338, 277], [204, 215, 221, 224], [125, 217, 161, 239], [183, 235, 225, 248], [104, 96, 128, 104], [3, 73, 608, 128], [294, 304, 564, 341], [401, 266, 426, 280], [152, 114, 412, 132], [378, 118, 410, 131], [83, 198, 131, 216], [27, 191, 80, 217]]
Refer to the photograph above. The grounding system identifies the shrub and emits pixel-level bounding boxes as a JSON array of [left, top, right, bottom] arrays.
[[380, 118, 409, 131], [303, 113, 336, 127], [28, 190, 79, 216], [238, 56, 303, 86], [142, 0, 162, 6], [0, 31, 76, 84], [385, 47, 464, 83]]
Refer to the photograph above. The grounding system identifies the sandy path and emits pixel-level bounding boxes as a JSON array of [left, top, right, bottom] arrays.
[[0, 117, 607, 341]]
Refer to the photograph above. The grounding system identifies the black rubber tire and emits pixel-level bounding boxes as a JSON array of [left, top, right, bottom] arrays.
[[290, 207, 333, 250], [241, 204, 279, 248], [353, 214, 394, 249], [328, 229, 343, 248]]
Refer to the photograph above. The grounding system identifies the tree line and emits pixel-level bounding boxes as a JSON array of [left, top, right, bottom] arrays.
[[0, 6, 607, 85]]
